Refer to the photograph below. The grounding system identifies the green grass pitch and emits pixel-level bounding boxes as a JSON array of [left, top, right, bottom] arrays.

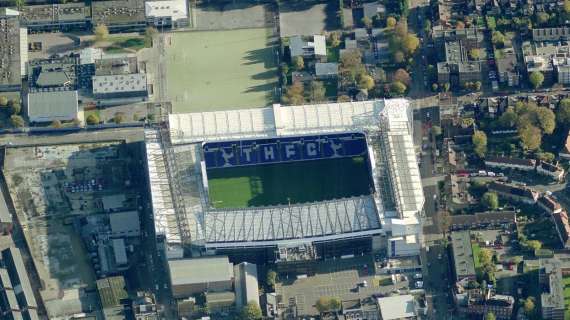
[[206, 156, 373, 209], [166, 28, 278, 113]]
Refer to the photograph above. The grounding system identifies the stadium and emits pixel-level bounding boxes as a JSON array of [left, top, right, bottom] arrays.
[[145, 99, 424, 261]]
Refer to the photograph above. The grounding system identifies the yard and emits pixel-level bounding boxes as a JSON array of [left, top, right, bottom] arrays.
[[166, 29, 278, 113]]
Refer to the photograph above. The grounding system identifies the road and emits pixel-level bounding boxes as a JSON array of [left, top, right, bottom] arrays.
[[0, 127, 144, 147]]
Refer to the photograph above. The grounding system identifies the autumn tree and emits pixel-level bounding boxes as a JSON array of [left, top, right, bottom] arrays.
[[239, 302, 262, 320], [361, 16, 373, 28], [358, 75, 375, 90], [309, 81, 326, 102], [523, 297, 535, 315], [94, 24, 109, 43], [293, 56, 304, 71], [51, 120, 62, 128], [390, 81, 407, 95], [469, 48, 481, 60], [0, 96, 7, 106], [386, 16, 397, 28], [393, 68, 411, 85], [86, 113, 100, 125], [10, 115, 24, 128], [472, 130, 487, 157], [402, 34, 420, 54], [329, 32, 341, 48], [282, 81, 305, 105]]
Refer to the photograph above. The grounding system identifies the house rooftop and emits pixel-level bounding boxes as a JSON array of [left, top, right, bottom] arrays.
[[450, 231, 476, 279]]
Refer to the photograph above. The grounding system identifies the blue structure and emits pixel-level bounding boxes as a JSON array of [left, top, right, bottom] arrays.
[[203, 132, 369, 169]]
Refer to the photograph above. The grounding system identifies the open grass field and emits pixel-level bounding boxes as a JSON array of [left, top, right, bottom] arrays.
[[206, 156, 373, 208], [166, 28, 278, 113]]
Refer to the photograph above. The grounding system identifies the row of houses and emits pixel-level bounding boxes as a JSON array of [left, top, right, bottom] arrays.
[[485, 156, 565, 181]]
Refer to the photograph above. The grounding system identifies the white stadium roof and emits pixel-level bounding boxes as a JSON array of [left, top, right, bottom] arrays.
[[149, 99, 424, 248]]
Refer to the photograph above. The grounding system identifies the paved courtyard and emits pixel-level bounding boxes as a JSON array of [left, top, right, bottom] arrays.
[[279, 1, 338, 37], [194, 2, 272, 30]]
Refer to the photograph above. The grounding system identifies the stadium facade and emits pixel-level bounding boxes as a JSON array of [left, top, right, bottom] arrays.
[[144, 99, 424, 260]]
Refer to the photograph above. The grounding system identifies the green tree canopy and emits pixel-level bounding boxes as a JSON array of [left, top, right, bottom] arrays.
[[565, 0, 570, 13], [558, 98, 570, 126], [86, 113, 100, 125], [529, 71, 545, 89], [402, 34, 420, 54], [0, 96, 7, 106], [329, 32, 341, 48], [390, 81, 407, 95], [266, 270, 277, 290], [486, 16, 497, 30], [485, 312, 496, 320], [498, 108, 518, 127], [361, 16, 373, 28], [239, 301, 262, 320], [518, 125, 542, 150], [431, 125, 442, 137], [482, 192, 499, 210], [315, 296, 341, 313], [472, 130, 487, 157], [527, 240, 542, 251], [468, 48, 481, 60], [536, 107, 556, 134], [10, 115, 24, 128], [523, 297, 535, 315], [51, 120, 62, 128], [491, 31, 506, 47], [10, 101, 20, 115]]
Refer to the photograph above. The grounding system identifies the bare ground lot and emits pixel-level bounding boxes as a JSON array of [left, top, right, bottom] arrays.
[[193, 2, 274, 30], [279, 0, 340, 37]]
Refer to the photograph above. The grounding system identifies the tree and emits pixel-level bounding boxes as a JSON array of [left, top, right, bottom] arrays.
[[536, 107, 556, 134], [266, 270, 277, 290], [394, 69, 411, 85], [392, 50, 405, 63], [329, 32, 341, 48], [315, 297, 341, 313], [468, 48, 481, 60], [529, 71, 545, 89], [558, 99, 570, 126], [338, 95, 351, 102], [309, 81, 326, 102], [485, 312, 496, 320], [361, 16, 373, 28], [86, 113, 100, 125], [12, 0, 24, 9], [472, 130, 487, 157], [239, 301, 262, 320], [491, 31, 506, 47], [536, 12, 550, 25], [394, 20, 408, 38], [390, 81, 407, 95], [519, 125, 542, 150], [113, 112, 126, 124], [402, 34, 420, 54], [523, 297, 535, 315], [498, 108, 518, 127], [94, 24, 109, 43], [482, 192, 499, 210], [9, 102, 20, 115], [442, 82, 450, 92], [10, 115, 24, 128], [144, 27, 158, 47], [527, 240, 542, 251], [537, 152, 555, 162], [386, 16, 397, 28], [0, 96, 7, 106], [486, 16, 497, 30], [423, 20, 432, 34], [293, 56, 304, 71], [51, 120, 62, 128], [431, 83, 438, 91], [456, 20, 465, 29], [358, 75, 375, 90], [565, 0, 570, 13], [479, 248, 493, 266], [282, 81, 305, 105]]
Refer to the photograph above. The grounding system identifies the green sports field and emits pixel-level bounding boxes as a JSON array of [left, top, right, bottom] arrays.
[[166, 28, 278, 113], [206, 156, 373, 209]]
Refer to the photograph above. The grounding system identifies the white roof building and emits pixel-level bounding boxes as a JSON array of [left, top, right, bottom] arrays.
[[145, 0, 188, 23], [377, 295, 417, 319], [151, 99, 424, 249]]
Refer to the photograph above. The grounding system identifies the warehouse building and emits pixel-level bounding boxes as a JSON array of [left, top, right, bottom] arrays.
[[92, 73, 148, 100], [0, 8, 27, 92], [168, 256, 234, 298], [26, 90, 78, 123]]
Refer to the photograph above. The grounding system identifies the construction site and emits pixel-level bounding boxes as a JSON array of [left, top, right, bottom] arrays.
[[1, 141, 145, 318]]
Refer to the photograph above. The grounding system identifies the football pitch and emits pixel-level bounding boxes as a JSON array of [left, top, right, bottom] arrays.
[[166, 28, 278, 113], [206, 156, 373, 209]]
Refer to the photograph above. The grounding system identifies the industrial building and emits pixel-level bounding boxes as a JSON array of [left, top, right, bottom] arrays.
[[91, 0, 147, 32], [26, 90, 79, 123], [0, 8, 27, 92], [145, 0, 189, 29], [168, 256, 234, 298], [92, 73, 148, 100], [18, 3, 90, 31], [0, 247, 39, 320]]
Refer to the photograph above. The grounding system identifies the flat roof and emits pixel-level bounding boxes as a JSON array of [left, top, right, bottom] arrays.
[[168, 256, 233, 286], [0, 14, 22, 88], [377, 295, 416, 320], [145, 0, 188, 21], [96, 276, 127, 309], [92, 73, 147, 94], [109, 210, 140, 235], [92, 0, 146, 25], [27, 90, 78, 122]]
